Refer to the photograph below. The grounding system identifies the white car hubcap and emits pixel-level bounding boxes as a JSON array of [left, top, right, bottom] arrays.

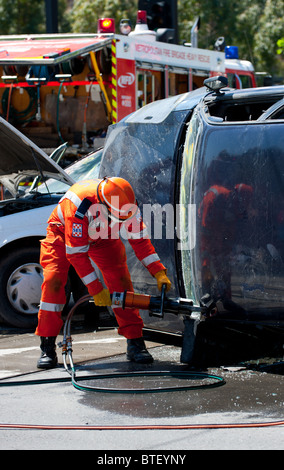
[[7, 263, 43, 315]]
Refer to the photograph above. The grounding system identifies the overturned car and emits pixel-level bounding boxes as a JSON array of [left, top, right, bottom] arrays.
[[100, 79, 284, 364]]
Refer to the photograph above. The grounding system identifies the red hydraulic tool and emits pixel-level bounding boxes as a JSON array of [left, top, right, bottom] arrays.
[[111, 285, 216, 318], [110, 286, 216, 363], [61, 286, 216, 367]]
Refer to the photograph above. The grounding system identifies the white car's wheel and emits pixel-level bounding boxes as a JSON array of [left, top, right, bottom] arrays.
[[0, 246, 42, 328], [0, 246, 70, 328], [7, 262, 43, 315]]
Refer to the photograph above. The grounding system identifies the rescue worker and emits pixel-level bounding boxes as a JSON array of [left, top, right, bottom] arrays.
[[36, 176, 171, 369]]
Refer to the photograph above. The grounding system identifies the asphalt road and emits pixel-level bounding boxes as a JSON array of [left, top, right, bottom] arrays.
[[0, 320, 283, 452]]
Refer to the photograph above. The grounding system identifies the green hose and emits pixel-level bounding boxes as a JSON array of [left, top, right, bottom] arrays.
[[60, 295, 226, 392], [0, 366, 226, 394], [69, 369, 226, 394]]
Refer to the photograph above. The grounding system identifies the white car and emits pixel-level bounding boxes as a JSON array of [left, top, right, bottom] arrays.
[[0, 116, 102, 328]]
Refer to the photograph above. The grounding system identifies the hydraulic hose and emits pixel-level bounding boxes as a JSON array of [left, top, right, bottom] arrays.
[[69, 370, 225, 394], [60, 294, 226, 393]]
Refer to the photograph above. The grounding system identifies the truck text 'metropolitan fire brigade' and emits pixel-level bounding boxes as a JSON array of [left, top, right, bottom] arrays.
[[0, 11, 256, 148]]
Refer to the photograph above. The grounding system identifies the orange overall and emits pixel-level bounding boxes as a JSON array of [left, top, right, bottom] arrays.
[[35, 180, 166, 338]]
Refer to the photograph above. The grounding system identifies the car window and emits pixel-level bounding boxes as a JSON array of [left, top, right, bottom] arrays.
[[35, 149, 103, 194], [227, 73, 253, 89]]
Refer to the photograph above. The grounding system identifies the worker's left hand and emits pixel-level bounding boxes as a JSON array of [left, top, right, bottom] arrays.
[[154, 270, 171, 292], [93, 288, 112, 306]]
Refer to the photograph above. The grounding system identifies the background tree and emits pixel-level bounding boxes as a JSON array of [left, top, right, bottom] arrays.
[[70, 0, 137, 33], [178, 0, 255, 49], [0, 0, 45, 34], [0, 0, 70, 35], [253, 0, 284, 76]]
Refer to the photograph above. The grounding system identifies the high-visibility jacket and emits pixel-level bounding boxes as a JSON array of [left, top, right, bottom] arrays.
[[35, 179, 166, 338], [47, 179, 166, 296]]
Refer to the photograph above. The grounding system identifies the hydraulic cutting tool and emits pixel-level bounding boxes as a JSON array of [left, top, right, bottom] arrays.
[[60, 287, 216, 368], [108, 287, 216, 363], [111, 285, 216, 318]]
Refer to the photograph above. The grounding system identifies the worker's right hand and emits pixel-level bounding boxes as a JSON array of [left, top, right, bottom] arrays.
[[93, 288, 112, 307], [154, 270, 172, 292]]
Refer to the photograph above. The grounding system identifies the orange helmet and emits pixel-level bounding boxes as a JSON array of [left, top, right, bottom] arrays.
[[97, 177, 138, 221]]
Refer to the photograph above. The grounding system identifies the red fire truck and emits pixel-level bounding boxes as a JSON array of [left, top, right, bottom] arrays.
[[0, 12, 256, 147]]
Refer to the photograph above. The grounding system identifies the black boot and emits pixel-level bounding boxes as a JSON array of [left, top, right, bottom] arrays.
[[126, 337, 153, 364], [37, 337, 58, 369]]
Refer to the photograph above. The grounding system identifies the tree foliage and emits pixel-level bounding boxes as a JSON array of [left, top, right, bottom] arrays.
[[0, 0, 45, 34], [178, 0, 284, 74], [0, 0, 70, 35], [70, 0, 138, 33]]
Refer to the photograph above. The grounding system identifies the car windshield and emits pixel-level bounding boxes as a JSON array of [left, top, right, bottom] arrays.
[[34, 148, 103, 194]]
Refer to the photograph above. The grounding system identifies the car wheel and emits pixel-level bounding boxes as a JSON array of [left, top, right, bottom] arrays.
[[0, 246, 69, 329]]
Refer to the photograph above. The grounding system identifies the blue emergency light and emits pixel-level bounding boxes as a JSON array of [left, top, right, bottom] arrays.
[[225, 46, 239, 59]]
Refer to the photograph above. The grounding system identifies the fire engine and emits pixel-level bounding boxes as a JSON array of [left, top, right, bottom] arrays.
[[0, 11, 256, 149]]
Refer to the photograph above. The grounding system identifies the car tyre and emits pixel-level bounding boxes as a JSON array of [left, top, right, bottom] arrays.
[[0, 246, 70, 329]]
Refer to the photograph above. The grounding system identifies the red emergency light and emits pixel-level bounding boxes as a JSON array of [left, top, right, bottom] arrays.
[[97, 18, 115, 34], [137, 10, 147, 24]]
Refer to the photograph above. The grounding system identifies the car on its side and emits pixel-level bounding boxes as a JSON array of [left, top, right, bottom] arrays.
[[100, 79, 284, 362], [0, 116, 102, 328]]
